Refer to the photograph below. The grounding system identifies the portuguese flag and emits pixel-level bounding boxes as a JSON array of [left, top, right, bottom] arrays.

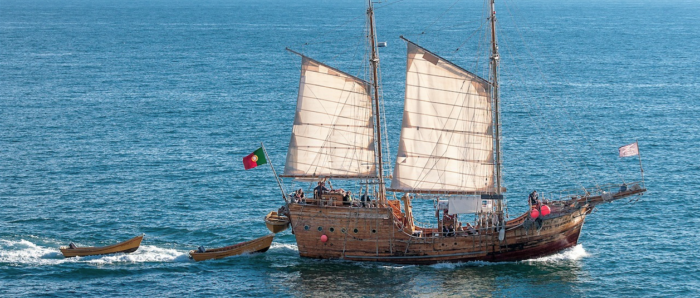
[[243, 147, 267, 170]]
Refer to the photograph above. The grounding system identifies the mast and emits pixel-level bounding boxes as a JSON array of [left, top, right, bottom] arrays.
[[367, 0, 386, 203], [489, 0, 502, 196], [489, 0, 505, 230]]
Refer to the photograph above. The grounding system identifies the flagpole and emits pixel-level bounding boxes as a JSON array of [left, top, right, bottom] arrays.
[[637, 140, 645, 188], [261, 142, 288, 204]]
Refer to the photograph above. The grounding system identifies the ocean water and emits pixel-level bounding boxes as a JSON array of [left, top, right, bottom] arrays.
[[1, 0, 699, 296]]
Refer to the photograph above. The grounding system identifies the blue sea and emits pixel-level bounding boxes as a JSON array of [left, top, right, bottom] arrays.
[[1, 0, 699, 296]]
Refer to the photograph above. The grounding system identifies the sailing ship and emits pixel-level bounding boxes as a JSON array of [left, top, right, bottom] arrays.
[[270, 0, 646, 264]]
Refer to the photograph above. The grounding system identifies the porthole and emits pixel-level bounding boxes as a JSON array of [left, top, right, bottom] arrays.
[[330, 227, 335, 233], [304, 225, 309, 231], [317, 226, 323, 232], [371, 229, 377, 234], [353, 228, 359, 233], [341, 228, 346, 233]]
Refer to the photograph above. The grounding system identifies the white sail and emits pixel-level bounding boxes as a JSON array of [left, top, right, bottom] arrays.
[[390, 41, 495, 194], [283, 56, 376, 178]]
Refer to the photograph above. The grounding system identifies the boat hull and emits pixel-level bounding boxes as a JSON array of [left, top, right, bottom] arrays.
[[189, 234, 274, 262], [288, 203, 586, 264], [264, 211, 290, 233], [60, 234, 144, 258]]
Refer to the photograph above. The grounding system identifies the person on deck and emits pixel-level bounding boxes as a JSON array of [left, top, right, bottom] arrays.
[[443, 213, 456, 228], [464, 222, 478, 235], [291, 188, 305, 203], [529, 190, 540, 208], [314, 182, 329, 198], [360, 193, 369, 207]]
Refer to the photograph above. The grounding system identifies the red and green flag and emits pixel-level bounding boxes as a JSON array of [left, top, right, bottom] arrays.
[[243, 147, 267, 170]]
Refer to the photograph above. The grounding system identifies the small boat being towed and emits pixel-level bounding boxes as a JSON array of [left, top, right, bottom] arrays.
[[189, 234, 274, 262], [264, 211, 290, 233], [60, 234, 144, 258]]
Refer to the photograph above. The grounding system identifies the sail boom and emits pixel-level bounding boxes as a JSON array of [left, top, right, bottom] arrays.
[[387, 188, 501, 196], [280, 174, 378, 179]]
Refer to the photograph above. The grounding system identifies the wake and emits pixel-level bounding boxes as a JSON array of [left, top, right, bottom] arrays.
[[0, 239, 190, 265]]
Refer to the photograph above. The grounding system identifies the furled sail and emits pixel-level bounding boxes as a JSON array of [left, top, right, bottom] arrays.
[[283, 56, 376, 178], [389, 41, 495, 194]]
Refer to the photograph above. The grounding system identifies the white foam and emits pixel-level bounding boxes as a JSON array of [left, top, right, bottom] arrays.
[[0, 239, 190, 265], [425, 244, 589, 269], [527, 244, 589, 263], [269, 242, 298, 252], [81, 245, 190, 264], [380, 264, 414, 270], [0, 239, 62, 265], [429, 262, 460, 269]]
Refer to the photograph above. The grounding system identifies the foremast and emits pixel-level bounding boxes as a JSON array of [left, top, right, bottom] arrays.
[[489, 0, 505, 226], [367, 0, 386, 204]]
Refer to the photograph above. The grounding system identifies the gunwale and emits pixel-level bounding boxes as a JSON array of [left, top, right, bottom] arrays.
[[59, 234, 144, 258], [188, 234, 274, 262]]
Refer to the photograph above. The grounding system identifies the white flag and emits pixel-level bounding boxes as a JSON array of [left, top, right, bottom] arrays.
[[618, 142, 639, 157]]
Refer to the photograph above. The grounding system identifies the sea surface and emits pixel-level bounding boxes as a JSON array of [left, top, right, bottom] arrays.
[[1, 0, 699, 297]]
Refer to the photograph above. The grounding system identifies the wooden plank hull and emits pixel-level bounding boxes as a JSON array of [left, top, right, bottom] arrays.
[[60, 234, 144, 258], [288, 203, 587, 265], [264, 211, 290, 233], [189, 234, 274, 262]]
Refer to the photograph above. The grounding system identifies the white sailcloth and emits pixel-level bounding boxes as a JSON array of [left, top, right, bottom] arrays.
[[390, 41, 495, 193], [283, 56, 376, 178]]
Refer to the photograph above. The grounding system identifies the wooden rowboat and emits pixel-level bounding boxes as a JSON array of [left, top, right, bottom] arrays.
[[189, 234, 274, 262], [264, 211, 290, 233], [60, 234, 144, 258]]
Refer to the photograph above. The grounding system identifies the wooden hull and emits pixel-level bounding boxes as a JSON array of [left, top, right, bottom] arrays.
[[60, 234, 144, 258], [288, 203, 587, 264], [264, 211, 290, 233], [189, 234, 274, 262]]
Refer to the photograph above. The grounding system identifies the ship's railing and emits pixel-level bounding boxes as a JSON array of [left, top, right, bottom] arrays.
[[546, 181, 643, 201]]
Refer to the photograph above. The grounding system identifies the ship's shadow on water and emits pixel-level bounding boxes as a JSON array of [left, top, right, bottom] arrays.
[[261, 244, 588, 297]]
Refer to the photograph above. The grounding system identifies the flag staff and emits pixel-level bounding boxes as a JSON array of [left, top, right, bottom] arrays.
[[637, 140, 645, 188], [261, 142, 288, 204]]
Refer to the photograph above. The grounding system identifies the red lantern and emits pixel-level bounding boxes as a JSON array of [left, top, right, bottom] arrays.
[[540, 205, 551, 216], [321, 235, 328, 242], [530, 209, 540, 219]]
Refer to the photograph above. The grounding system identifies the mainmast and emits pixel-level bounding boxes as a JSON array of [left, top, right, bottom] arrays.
[[367, 0, 386, 203], [489, 0, 506, 231], [489, 0, 502, 196]]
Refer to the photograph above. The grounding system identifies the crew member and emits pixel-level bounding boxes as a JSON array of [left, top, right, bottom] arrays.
[[529, 190, 540, 208], [314, 182, 329, 198]]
